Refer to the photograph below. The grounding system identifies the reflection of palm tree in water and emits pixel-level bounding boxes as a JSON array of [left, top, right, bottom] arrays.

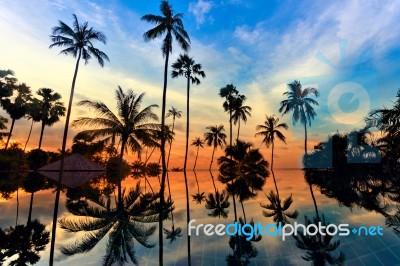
[[191, 171, 205, 204], [60, 183, 172, 265], [205, 171, 230, 219]]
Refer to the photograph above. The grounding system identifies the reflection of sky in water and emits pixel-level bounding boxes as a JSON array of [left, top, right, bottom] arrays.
[[0, 169, 399, 265]]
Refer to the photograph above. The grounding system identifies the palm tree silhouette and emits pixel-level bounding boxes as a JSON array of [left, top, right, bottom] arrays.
[[204, 125, 227, 170], [23, 98, 42, 151], [49, 14, 109, 264], [218, 140, 269, 222], [205, 190, 230, 219], [36, 88, 66, 149], [165, 106, 182, 169], [171, 53, 205, 171], [219, 84, 239, 146], [293, 215, 345, 266], [191, 171, 205, 204], [261, 191, 298, 225], [0, 116, 8, 142], [255, 115, 288, 197], [0, 219, 50, 266], [279, 80, 318, 155], [60, 183, 171, 265], [72, 87, 159, 207], [231, 94, 252, 141], [1, 83, 31, 150], [0, 68, 16, 100], [191, 137, 204, 170], [142, 3, 190, 262]]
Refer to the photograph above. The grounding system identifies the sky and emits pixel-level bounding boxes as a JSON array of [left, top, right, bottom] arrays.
[[1, 0, 400, 169]]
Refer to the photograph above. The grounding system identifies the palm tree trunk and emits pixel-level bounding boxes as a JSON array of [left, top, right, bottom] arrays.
[[309, 183, 320, 221], [304, 120, 308, 155], [27, 192, 34, 225], [209, 170, 217, 192], [183, 75, 191, 266], [271, 142, 280, 199], [144, 147, 156, 165], [209, 147, 216, 170], [166, 117, 175, 169], [193, 170, 200, 194], [49, 48, 81, 266], [144, 175, 154, 193], [236, 119, 240, 141], [231, 185, 238, 222], [15, 188, 19, 226], [118, 139, 126, 210], [193, 146, 199, 170], [240, 199, 247, 223], [38, 121, 46, 149], [159, 47, 169, 266], [24, 119, 34, 152], [229, 108, 233, 146], [4, 118, 15, 150]]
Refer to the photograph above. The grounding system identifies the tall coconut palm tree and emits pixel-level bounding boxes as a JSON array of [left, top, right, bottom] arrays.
[[60, 183, 171, 265], [218, 140, 269, 222], [171, 53, 205, 171], [204, 125, 227, 170], [255, 115, 288, 196], [231, 94, 252, 141], [279, 80, 319, 155], [219, 84, 239, 146], [191, 137, 204, 170], [165, 106, 182, 168], [1, 83, 31, 150], [72, 86, 159, 207], [49, 14, 109, 264], [36, 88, 66, 149], [142, 3, 190, 263]]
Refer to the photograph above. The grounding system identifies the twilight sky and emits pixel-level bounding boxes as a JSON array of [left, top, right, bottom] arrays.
[[1, 0, 400, 168]]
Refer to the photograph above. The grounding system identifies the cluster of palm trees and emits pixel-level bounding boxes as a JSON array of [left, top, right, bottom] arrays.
[[0, 70, 66, 151]]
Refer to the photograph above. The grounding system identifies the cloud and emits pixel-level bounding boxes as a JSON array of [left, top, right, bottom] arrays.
[[188, 0, 213, 27], [234, 24, 262, 44]]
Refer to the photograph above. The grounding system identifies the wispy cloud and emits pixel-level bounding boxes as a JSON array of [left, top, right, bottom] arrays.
[[188, 0, 213, 28]]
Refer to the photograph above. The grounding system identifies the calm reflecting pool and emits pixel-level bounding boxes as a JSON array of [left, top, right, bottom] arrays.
[[1, 168, 399, 266]]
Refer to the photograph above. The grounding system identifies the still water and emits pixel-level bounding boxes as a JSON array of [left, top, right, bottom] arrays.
[[0, 169, 399, 265]]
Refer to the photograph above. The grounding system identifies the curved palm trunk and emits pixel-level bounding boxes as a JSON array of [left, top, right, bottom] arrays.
[[183, 73, 192, 266], [304, 122, 308, 155], [15, 188, 19, 226], [309, 183, 320, 221], [209, 170, 217, 192], [23, 120, 34, 152], [193, 146, 199, 170], [158, 48, 169, 266], [193, 170, 200, 194], [4, 118, 15, 150], [38, 121, 46, 149], [49, 49, 81, 266], [271, 142, 280, 199]]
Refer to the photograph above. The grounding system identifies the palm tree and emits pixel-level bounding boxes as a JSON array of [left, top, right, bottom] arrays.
[[36, 88, 66, 149], [60, 184, 171, 265], [165, 106, 182, 169], [255, 115, 288, 196], [49, 13, 109, 264], [0, 68, 16, 100], [191, 137, 204, 170], [23, 98, 42, 151], [261, 191, 298, 225], [218, 140, 269, 222], [219, 84, 239, 146], [293, 215, 345, 266], [1, 83, 31, 150], [204, 125, 227, 170], [191, 171, 205, 204], [72, 87, 159, 207], [171, 53, 206, 171], [142, 4, 190, 262], [231, 94, 252, 141], [279, 80, 319, 155], [205, 190, 230, 219]]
